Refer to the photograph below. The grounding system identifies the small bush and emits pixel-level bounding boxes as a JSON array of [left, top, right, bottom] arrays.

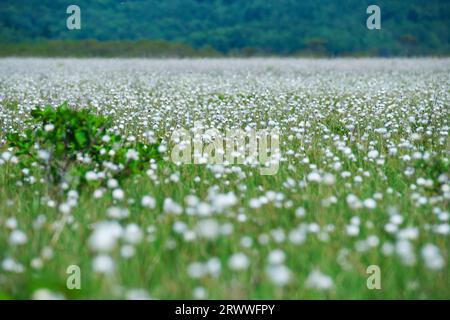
[[6, 103, 160, 193]]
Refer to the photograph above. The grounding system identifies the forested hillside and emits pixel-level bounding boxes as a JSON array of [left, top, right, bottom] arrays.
[[0, 0, 449, 56]]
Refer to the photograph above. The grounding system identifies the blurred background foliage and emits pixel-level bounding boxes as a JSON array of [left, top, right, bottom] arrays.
[[0, 0, 448, 57]]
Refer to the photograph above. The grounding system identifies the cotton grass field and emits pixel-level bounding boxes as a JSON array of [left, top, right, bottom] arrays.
[[0, 58, 448, 299]]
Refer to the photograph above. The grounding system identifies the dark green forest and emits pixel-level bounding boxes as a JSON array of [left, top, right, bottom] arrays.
[[0, 0, 449, 56]]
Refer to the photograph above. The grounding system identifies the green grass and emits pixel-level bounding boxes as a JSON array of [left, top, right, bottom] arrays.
[[0, 59, 448, 299], [0, 147, 448, 299]]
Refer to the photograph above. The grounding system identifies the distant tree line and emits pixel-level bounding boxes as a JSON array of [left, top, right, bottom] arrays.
[[0, 40, 222, 58]]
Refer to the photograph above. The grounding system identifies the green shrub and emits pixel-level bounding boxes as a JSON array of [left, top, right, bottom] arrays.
[[6, 103, 160, 193]]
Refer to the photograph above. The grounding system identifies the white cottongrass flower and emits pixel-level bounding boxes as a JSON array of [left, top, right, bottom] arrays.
[[141, 195, 156, 209], [5, 217, 18, 229], [1, 151, 12, 161], [346, 224, 359, 236], [123, 224, 143, 244], [267, 249, 286, 265], [433, 223, 449, 235], [85, 171, 98, 181], [163, 198, 183, 214], [32, 289, 64, 300], [210, 192, 238, 212], [92, 254, 115, 274], [421, 244, 445, 270], [125, 289, 151, 300], [88, 221, 123, 252], [38, 150, 50, 161], [126, 149, 139, 160], [368, 150, 379, 159], [363, 198, 377, 209], [68, 190, 79, 199], [390, 214, 404, 225], [31, 258, 43, 269], [249, 198, 261, 209], [44, 124, 55, 132], [307, 172, 321, 183], [9, 230, 27, 245], [193, 287, 208, 299], [382, 242, 395, 256], [58, 203, 71, 214], [220, 223, 234, 235], [107, 178, 119, 189], [295, 207, 306, 217], [121, 245, 136, 258], [158, 145, 167, 153], [266, 265, 292, 286], [107, 206, 129, 219], [112, 188, 125, 201], [173, 221, 187, 234], [395, 240, 416, 266], [187, 262, 207, 279], [41, 246, 54, 259], [288, 229, 306, 245], [206, 257, 221, 277], [346, 194, 362, 209], [305, 269, 334, 291], [93, 189, 105, 199], [240, 236, 253, 248], [195, 219, 220, 240], [2, 257, 24, 273], [397, 227, 419, 240], [170, 173, 180, 183], [185, 195, 199, 207], [228, 253, 250, 271], [196, 202, 212, 216], [322, 173, 336, 186]]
